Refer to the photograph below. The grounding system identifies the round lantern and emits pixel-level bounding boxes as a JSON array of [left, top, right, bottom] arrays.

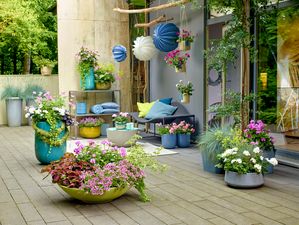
[[112, 45, 127, 62], [153, 23, 179, 52], [133, 36, 158, 61]]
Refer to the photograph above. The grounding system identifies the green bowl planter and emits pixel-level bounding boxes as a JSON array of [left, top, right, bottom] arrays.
[[59, 184, 130, 203]]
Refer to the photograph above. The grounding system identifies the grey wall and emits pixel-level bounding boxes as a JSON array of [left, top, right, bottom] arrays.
[[149, 0, 205, 131]]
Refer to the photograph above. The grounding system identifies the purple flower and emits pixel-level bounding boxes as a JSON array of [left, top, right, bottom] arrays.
[[119, 147, 127, 157]]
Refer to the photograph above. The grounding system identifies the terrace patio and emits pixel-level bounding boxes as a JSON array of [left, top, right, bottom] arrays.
[[1, 126, 299, 225]]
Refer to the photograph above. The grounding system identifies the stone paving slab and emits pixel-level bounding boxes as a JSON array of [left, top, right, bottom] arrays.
[[0, 127, 299, 225]]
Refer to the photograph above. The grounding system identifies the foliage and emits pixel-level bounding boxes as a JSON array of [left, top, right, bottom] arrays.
[[1, 86, 23, 99], [177, 29, 194, 43], [94, 63, 116, 84], [25, 92, 73, 147], [176, 80, 194, 95], [23, 84, 45, 100], [156, 123, 176, 135], [112, 112, 129, 123], [217, 145, 278, 174], [243, 120, 274, 151], [164, 50, 190, 69], [33, 57, 57, 68], [42, 137, 166, 202], [208, 90, 256, 127], [78, 117, 104, 128]]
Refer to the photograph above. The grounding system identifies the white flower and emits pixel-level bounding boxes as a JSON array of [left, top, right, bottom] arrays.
[[35, 109, 42, 114], [254, 164, 262, 172], [231, 159, 237, 164], [250, 158, 256, 164], [253, 147, 260, 154], [32, 91, 36, 94], [266, 158, 278, 166], [25, 113, 30, 118], [243, 151, 250, 156], [223, 158, 227, 162], [43, 110, 48, 114], [260, 156, 264, 161], [59, 108, 66, 116], [236, 158, 242, 164], [29, 107, 35, 114]]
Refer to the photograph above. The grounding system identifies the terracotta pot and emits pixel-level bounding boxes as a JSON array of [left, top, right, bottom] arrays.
[[181, 94, 190, 103], [175, 63, 186, 73], [41, 66, 53, 76], [79, 127, 101, 138], [178, 40, 191, 51], [96, 82, 112, 90]]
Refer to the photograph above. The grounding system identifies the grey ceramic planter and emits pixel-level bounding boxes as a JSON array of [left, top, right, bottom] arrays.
[[6, 97, 23, 127], [224, 171, 264, 188]]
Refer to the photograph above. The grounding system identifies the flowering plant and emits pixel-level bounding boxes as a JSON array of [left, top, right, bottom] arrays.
[[78, 117, 104, 128], [112, 112, 129, 123], [177, 29, 194, 43], [25, 92, 73, 147], [94, 63, 115, 84], [217, 145, 278, 174], [164, 50, 190, 69], [244, 120, 274, 151], [176, 80, 194, 95], [42, 137, 166, 202], [174, 121, 195, 134], [156, 123, 176, 135]]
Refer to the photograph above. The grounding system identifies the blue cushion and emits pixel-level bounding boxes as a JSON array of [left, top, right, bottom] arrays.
[[101, 108, 120, 114], [101, 102, 120, 109], [159, 97, 172, 105], [145, 101, 177, 119], [90, 104, 104, 114]]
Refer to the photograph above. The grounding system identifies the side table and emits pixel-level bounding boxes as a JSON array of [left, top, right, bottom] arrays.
[[107, 128, 139, 147]]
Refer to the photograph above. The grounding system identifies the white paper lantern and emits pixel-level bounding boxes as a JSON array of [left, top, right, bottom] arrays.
[[133, 36, 158, 61]]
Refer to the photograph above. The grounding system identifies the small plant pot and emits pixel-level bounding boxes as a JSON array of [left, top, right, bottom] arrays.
[[80, 68, 95, 90], [224, 171, 264, 188], [101, 123, 110, 136], [177, 134, 190, 148], [79, 127, 101, 138], [41, 66, 53, 76], [181, 94, 190, 104], [178, 40, 191, 51], [115, 122, 126, 130], [175, 64, 186, 73], [6, 97, 23, 127], [161, 134, 176, 149], [96, 82, 112, 90]]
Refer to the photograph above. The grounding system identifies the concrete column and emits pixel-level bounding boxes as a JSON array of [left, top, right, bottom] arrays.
[[57, 0, 131, 111]]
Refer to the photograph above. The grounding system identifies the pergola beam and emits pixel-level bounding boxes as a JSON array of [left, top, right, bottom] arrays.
[[134, 15, 174, 28]]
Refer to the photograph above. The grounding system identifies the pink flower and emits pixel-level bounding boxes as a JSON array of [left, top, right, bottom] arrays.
[[112, 114, 117, 118], [119, 147, 127, 157], [90, 158, 96, 164]]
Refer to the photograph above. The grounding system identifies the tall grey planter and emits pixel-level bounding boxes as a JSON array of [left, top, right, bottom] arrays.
[[6, 97, 23, 127], [224, 171, 264, 188]]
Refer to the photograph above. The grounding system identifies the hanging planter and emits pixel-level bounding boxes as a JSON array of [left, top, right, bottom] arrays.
[[177, 29, 194, 51], [181, 93, 190, 103], [153, 23, 179, 52], [179, 40, 191, 51], [164, 50, 190, 73], [175, 63, 186, 73], [133, 36, 158, 61], [176, 80, 193, 104]]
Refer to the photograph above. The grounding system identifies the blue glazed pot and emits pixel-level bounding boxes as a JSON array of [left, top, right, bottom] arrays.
[[201, 150, 224, 174], [35, 121, 66, 165], [161, 134, 176, 149], [76, 102, 87, 114], [177, 134, 191, 148], [80, 68, 95, 90], [263, 150, 275, 174]]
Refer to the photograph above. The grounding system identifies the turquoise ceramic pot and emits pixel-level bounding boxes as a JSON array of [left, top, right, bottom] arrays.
[[35, 121, 66, 165], [161, 134, 176, 149], [177, 134, 191, 148], [80, 68, 95, 90]]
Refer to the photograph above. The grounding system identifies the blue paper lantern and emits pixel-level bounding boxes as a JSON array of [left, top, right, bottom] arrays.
[[153, 23, 179, 52], [112, 45, 127, 62]]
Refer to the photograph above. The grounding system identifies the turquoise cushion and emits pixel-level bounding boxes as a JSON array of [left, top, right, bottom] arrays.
[[145, 101, 177, 119], [159, 97, 172, 105], [101, 102, 120, 109]]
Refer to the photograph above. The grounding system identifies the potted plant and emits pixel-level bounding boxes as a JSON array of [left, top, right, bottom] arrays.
[[25, 92, 74, 164], [79, 117, 104, 138], [243, 120, 276, 173], [1, 86, 23, 127], [41, 138, 166, 203], [157, 123, 177, 149], [23, 85, 45, 125], [33, 57, 57, 76], [174, 121, 195, 148], [177, 29, 194, 51], [164, 50, 190, 73], [112, 112, 129, 130], [217, 145, 278, 188], [76, 47, 99, 90], [94, 63, 116, 90], [176, 80, 194, 103]]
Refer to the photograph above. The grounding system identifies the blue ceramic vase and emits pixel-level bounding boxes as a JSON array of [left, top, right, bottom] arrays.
[[161, 134, 176, 149], [80, 68, 95, 90], [177, 134, 191, 148], [35, 121, 66, 165]]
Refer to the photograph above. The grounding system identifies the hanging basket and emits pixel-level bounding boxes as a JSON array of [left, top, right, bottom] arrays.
[[178, 40, 191, 51], [181, 93, 190, 103], [175, 63, 186, 73]]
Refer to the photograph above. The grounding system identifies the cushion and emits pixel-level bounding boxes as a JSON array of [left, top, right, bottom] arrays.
[[137, 101, 155, 117], [101, 102, 120, 109], [159, 97, 172, 105], [101, 108, 120, 114], [145, 101, 177, 119], [90, 104, 104, 114]]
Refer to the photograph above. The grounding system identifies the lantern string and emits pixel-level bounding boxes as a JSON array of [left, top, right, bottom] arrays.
[[180, 5, 188, 31]]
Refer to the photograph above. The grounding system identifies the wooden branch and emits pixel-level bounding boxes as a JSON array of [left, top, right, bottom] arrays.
[[114, 0, 191, 14], [134, 15, 174, 28]]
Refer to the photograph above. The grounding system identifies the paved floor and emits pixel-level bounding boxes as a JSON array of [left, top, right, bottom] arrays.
[[1, 127, 299, 225]]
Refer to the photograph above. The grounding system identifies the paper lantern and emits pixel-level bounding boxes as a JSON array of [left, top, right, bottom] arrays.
[[153, 23, 179, 52], [133, 36, 158, 61], [112, 45, 127, 62]]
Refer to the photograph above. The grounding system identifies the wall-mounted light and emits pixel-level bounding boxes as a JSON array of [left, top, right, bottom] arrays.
[[260, 73, 267, 90]]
